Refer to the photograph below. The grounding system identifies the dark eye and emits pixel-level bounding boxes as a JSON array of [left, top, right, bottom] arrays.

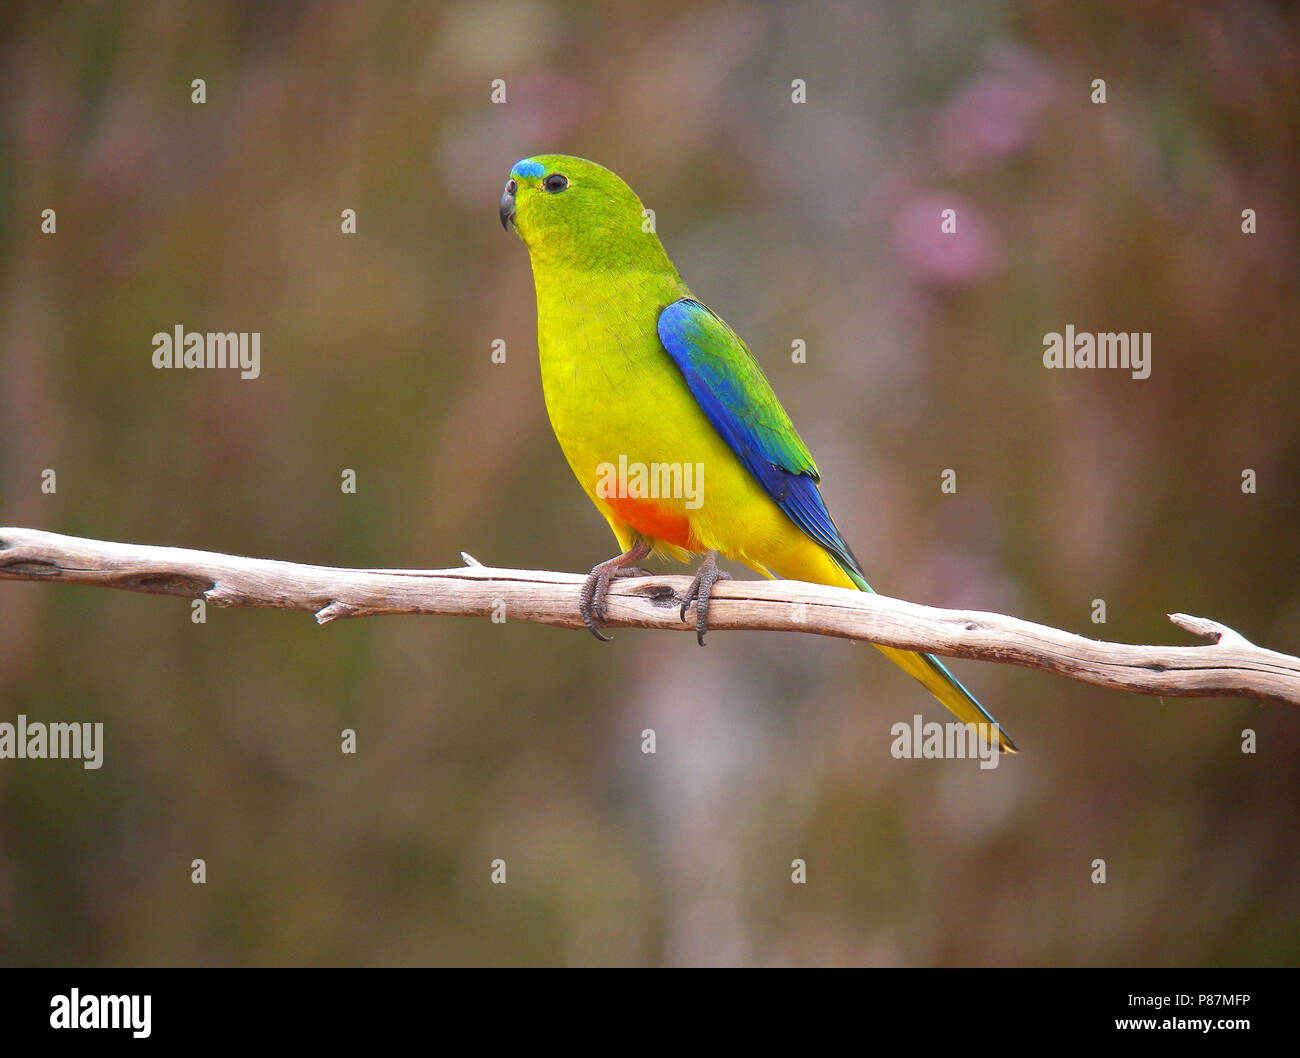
[[543, 173, 569, 193], [505, 179, 517, 194]]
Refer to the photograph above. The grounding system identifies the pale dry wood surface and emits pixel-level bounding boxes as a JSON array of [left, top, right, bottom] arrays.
[[1, 527, 1297, 707]]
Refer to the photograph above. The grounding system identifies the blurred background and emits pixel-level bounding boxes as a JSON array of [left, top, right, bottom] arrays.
[[1, 0, 1297, 966]]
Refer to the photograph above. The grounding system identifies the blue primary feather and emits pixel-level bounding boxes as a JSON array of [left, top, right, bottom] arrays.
[[657, 298, 864, 579], [657, 301, 1005, 738]]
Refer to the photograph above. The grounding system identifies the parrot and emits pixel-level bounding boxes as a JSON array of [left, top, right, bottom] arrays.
[[500, 154, 1015, 753]]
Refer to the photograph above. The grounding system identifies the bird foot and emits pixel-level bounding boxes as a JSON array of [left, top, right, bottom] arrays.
[[579, 543, 653, 641], [678, 551, 731, 645]]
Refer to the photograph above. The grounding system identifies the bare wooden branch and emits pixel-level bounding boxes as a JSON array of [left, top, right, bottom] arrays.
[[1, 527, 1297, 707]]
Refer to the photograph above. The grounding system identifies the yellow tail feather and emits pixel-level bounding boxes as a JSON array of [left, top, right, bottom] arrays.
[[874, 644, 1017, 754]]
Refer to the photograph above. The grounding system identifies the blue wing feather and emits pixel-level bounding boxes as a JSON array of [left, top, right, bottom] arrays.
[[657, 298, 864, 579], [658, 301, 1009, 745]]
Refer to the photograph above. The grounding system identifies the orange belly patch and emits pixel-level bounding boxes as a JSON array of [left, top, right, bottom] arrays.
[[602, 494, 694, 550]]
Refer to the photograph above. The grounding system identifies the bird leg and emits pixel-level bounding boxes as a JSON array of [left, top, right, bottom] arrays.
[[579, 539, 654, 641], [678, 550, 732, 646]]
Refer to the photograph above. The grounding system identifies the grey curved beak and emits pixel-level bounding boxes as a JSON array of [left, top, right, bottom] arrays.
[[500, 188, 515, 231]]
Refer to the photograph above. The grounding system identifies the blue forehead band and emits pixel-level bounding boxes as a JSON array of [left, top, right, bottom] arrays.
[[511, 159, 545, 179]]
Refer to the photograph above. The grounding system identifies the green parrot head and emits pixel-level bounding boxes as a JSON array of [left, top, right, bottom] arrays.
[[500, 154, 673, 272]]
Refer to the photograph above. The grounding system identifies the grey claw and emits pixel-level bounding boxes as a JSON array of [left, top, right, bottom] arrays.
[[677, 553, 731, 646], [577, 544, 654, 641]]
